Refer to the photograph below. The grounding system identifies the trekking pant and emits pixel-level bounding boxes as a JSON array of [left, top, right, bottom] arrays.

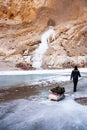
[[73, 78, 78, 92]]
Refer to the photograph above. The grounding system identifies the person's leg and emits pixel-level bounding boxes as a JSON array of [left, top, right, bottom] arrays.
[[73, 78, 78, 92]]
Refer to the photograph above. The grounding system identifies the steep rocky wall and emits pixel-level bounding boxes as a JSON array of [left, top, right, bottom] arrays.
[[0, 0, 86, 23], [43, 18, 87, 68], [0, 0, 87, 69]]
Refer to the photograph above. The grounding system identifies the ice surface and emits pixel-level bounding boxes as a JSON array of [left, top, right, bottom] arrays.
[[0, 68, 87, 89], [0, 68, 87, 130], [0, 68, 87, 75], [0, 95, 87, 130]]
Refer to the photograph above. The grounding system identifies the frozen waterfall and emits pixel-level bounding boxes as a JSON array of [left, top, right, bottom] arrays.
[[32, 27, 56, 69]]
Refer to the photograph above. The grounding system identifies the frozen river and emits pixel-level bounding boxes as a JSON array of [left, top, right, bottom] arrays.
[[0, 69, 87, 130], [0, 68, 87, 89]]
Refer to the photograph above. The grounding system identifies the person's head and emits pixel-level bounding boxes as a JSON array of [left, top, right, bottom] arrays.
[[74, 66, 78, 70]]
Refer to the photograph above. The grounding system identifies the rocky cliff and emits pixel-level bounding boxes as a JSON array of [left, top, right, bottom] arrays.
[[0, 0, 87, 69]]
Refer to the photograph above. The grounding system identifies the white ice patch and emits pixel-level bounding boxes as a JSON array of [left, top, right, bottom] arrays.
[[0, 97, 87, 130], [32, 27, 56, 69]]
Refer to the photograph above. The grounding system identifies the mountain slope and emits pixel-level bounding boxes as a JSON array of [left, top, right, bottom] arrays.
[[0, 0, 87, 69]]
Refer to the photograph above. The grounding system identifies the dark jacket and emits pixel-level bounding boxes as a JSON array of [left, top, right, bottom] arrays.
[[71, 69, 81, 80]]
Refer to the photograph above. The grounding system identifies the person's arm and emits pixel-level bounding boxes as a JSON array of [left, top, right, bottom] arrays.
[[78, 71, 81, 77], [70, 71, 73, 80]]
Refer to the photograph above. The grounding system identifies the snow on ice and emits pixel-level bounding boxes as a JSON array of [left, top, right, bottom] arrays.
[[0, 68, 87, 130]]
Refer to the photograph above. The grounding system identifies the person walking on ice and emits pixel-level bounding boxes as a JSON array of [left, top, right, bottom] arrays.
[[70, 66, 81, 92]]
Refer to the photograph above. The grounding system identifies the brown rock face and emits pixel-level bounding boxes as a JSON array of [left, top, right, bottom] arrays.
[[0, 0, 86, 23], [0, 0, 87, 69]]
